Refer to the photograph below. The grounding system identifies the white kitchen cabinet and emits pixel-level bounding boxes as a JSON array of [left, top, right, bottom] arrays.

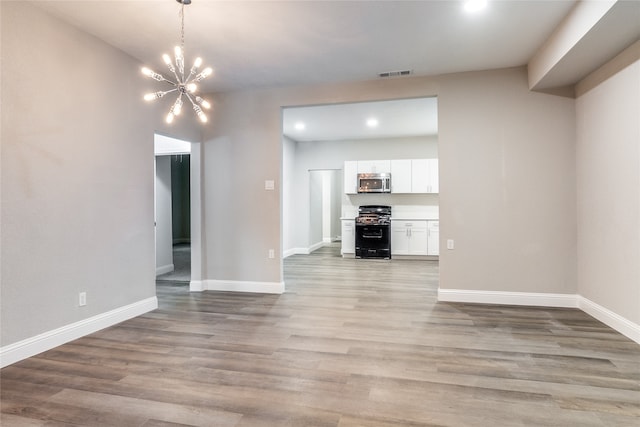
[[427, 221, 439, 256], [411, 159, 439, 193], [411, 159, 429, 193], [390, 159, 438, 194], [426, 159, 439, 193], [341, 219, 355, 255], [357, 160, 391, 174], [391, 220, 428, 255], [343, 161, 358, 194], [391, 159, 412, 193]]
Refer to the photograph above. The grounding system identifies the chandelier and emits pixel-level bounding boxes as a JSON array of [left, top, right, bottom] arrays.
[[142, 0, 212, 124]]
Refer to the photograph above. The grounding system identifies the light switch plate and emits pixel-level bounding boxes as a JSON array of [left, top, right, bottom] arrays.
[[265, 180, 275, 190]]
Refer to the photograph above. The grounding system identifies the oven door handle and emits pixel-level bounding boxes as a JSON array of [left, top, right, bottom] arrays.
[[362, 235, 383, 239]]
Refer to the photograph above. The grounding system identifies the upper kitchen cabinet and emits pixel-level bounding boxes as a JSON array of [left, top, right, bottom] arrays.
[[357, 160, 391, 174], [411, 159, 438, 193], [390, 159, 412, 193], [344, 161, 358, 194], [391, 159, 439, 194]]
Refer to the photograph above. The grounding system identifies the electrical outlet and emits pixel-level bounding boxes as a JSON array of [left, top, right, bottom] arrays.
[[447, 239, 455, 250], [78, 292, 87, 306], [268, 249, 275, 259]]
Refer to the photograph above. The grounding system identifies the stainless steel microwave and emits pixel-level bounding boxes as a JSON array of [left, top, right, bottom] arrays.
[[357, 173, 391, 193]]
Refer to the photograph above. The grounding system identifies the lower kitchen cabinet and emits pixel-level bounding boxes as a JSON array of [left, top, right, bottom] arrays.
[[392, 220, 439, 256], [341, 219, 355, 255], [427, 221, 439, 256], [391, 221, 429, 255]]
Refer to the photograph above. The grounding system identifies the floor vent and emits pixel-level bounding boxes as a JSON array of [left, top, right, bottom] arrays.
[[378, 69, 413, 78]]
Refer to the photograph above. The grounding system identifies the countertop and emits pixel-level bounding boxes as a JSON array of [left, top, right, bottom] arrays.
[[341, 216, 439, 221]]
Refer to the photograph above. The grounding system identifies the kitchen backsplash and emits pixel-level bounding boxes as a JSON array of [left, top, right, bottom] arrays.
[[342, 201, 439, 220]]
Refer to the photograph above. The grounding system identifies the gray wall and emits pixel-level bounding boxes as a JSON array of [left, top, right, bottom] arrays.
[[438, 69, 576, 295], [155, 156, 173, 274], [0, 2, 199, 347], [202, 67, 576, 297], [576, 59, 640, 325]]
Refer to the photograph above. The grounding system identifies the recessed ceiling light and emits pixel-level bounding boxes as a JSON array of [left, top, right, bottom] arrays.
[[294, 122, 306, 131], [464, 0, 487, 13], [366, 118, 379, 128]]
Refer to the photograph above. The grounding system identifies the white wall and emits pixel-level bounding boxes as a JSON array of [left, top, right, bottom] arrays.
[[329, 170, 342, 240], [309, 171, 324, 248], [0, 2, 199, 356], [155, 156, 174, 275], [282, 136, 297, 254], [576, 59, 640, 325]]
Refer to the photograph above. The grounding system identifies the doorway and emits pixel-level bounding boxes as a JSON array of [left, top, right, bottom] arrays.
[[154, 134, 202, 288], [281, 97, 439, 271], [309, 169, 342, 255]]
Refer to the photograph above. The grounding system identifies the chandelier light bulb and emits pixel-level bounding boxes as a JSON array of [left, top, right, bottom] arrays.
[[144, 91, 166, 101], [162, 54, 176, 73], [196, 96, 211, 109], [141, 67, 165, 82], [189, 57, 203, 76], [171, 97, 183, 115], [186, 83, 197, 93], [194, 67, 213, 83], [166, 112, 175, 124], [193, 104, 207, 123]]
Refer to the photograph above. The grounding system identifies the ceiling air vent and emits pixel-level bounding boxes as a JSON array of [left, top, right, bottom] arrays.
[[378, 69, 413, 78]]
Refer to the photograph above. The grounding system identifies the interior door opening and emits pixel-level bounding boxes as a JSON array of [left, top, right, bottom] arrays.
[[154, 134, 196, 285], [281, 97, 439, 280]]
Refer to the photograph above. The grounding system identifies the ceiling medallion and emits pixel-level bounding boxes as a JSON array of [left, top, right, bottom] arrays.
[[141, 0, 212, 124]]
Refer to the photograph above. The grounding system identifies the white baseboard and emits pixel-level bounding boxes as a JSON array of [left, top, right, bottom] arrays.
[[437, 289, 640, 345], [437, 289, 579, 308], [283, 248, 301, 258], [204, 279, 284, 294], [155, 263, 174, 276], [309, 241, 325, 253], [283, 243, 328, 258], [284, 248, 309, 257], [0, 297, 158, 368], [189, 280, 204, 292], [579, 297, 640, 344]]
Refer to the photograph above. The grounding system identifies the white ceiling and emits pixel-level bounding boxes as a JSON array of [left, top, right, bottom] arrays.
[[30, 0, 639, 141], [283, 97, 438, 142]]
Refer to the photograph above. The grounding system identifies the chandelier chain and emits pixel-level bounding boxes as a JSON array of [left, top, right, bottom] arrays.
[[180, 2, 185, 51]]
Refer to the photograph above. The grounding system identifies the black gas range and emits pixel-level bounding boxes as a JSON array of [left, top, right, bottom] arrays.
[[355, 205, 391, 259]]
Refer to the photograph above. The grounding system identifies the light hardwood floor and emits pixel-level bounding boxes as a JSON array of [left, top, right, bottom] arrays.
[[2, 244, 639, 426]]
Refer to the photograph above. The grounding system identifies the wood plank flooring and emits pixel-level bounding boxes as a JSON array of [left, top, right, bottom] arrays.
[[2, 244, 639, 426]]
